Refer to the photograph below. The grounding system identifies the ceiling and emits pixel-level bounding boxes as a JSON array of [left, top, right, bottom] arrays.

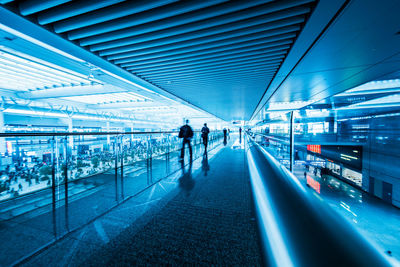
[[0, 0, 317, 121], [2, 1, 400, 122], [255, 0, 400, 120]]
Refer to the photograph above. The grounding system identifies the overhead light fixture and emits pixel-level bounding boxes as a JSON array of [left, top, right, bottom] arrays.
[[266, 100, 315, 111], [338, 79, 400, 96], [336, 94, 400, 110]]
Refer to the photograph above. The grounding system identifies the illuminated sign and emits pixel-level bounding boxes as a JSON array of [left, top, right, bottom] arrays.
[[307, 144, 321, 154], [307, 176, 321, 194], [306, 145, 362, 169], [6, 141, 12, 154]]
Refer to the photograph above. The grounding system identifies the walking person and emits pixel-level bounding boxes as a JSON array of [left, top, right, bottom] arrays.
[[239, 127, 242, 142], [201, 123, 210, 153], [223, 128, 228, 145], [179, 119, 194, 161]]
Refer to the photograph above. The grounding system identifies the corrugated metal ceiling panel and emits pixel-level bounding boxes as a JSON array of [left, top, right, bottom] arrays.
[[1, 0, 317, 120]]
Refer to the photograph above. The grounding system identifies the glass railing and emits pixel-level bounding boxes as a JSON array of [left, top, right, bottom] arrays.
[[0, 130, 223, 266]]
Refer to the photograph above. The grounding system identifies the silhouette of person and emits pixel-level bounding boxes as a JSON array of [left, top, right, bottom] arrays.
[[239, 127, 242, 143], [201, 153, 210, 176], [223, 128, 227, 145], [179, 119, 194, 161], [201, 123, 210, 153], [179, 160, 194, 195]]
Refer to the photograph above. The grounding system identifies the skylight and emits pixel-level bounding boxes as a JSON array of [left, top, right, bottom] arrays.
[[0, 48, 95, 91], [62, 92, 150, 104]]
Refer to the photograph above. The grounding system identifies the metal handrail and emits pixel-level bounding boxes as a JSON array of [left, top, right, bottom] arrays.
[[251, 132, 291, 145], [0, 130, 217, 137], [245, 134, 392, 267]]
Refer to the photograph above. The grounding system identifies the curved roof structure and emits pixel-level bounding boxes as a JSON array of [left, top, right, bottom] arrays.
[[0, 0, 317, 121], [2, 1, 400, 124]]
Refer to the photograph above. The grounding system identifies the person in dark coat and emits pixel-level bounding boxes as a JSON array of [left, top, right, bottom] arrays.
[[201, 123, 210, 152], [223, 128, 228, 145], [179, 119, 194, 160]]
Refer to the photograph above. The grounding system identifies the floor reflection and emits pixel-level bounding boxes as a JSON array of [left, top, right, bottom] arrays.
[[202, 153, 210, 176], [231, 137, 244, 150], [179, 161, 194, 195]]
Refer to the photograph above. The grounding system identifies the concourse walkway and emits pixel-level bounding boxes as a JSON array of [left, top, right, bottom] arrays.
[[21, 136, 263, 266]]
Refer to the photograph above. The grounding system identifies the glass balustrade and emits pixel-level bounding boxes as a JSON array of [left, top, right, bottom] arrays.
[[0, 130, 223, 265]]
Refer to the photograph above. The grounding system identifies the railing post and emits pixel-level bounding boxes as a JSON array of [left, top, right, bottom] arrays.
[[63, 137, 69, 231], [290, 111, 295, 172], [146, 136, 150, 184], [120, 135, 124, 200], [114, 136, 119, 202], [51, 136, 57, 239], [149, 137, 153, 183]]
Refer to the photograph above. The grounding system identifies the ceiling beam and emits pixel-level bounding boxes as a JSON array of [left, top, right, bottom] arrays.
[[113, 38, 293, 65], [19, 0, 72, 16], [122, 44, 290, 69], [53, 0, 179, 33], [142, 62, 279, 80], [137, 55, 284, 76], [150, 70, 274, 83], [87, 3, 309, 49], [68, 0, 227, 40], [118, 41, 291, 70]]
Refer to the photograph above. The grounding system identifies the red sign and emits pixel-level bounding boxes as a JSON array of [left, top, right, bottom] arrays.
[[307, 144, 321, 154], [6, 141, 12, 154], [307, 176, 321, 194]]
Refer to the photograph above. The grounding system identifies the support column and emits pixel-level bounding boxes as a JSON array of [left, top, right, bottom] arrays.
[[68, 117, 73, 148], [331, 100, 338, 134], [328, 117, 336, 134], [106, 121, 110, 146], [131, 123, 134, 146], [0, 110, 5, 154]]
